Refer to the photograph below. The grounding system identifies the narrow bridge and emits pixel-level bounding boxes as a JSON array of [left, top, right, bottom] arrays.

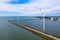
[[8, 21, 60, 40]]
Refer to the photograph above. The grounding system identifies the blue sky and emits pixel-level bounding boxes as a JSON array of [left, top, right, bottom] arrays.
[[8, 0, 30, 4], [0, 0, 60, 16]]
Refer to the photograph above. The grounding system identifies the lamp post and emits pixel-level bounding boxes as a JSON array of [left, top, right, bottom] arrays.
[[40, 9, 45, 33]]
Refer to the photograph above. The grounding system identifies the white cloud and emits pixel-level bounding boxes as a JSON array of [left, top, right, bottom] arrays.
[[43, 6, 60, 16], [44, 6, 60, 13], [0, 0, 11, 4], [0, 0, 60, 16]]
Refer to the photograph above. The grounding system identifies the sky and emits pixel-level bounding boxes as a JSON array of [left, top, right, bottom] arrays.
[[0, 0, 60, 16]]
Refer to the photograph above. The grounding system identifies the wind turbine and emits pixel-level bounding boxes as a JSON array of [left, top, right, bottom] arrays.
[[17, 13, 19, 23], [40, 9, 45, 33]]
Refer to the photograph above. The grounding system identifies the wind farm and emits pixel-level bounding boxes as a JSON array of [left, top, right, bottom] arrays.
[[0, 0, 60, 40]]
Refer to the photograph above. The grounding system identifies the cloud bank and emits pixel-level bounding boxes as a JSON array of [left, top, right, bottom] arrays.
[[0, 0, 60, 16]]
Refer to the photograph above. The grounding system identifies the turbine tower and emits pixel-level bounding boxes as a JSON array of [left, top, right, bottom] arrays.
[[40, 9, 45, 33]]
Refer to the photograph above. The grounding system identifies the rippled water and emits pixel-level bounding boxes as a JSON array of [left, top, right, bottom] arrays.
[[12, 16, 60, 37], [0, 17, 44, 40], [0, 16, 60, 40]]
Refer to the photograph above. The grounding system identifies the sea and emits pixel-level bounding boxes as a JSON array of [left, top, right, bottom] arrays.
[[0, 16, 60, 40]]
